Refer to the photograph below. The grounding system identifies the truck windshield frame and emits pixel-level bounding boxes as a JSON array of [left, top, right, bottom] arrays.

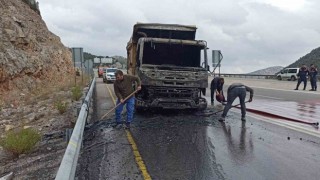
[[137, 38, 206, 68]]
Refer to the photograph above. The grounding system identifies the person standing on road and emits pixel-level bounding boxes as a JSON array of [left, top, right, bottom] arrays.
[[114, 70, 141, 129], [309, 64, 318, 91], [219, 83, 253, 122], [294, 64, 309, 90], [210, 77, 226, 105]]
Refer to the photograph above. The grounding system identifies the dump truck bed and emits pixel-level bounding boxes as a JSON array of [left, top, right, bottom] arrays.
[[131, 23, 197, 42]]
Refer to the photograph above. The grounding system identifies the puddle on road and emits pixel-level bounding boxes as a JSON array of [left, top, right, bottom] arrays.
[[246, 99, 320, 125]]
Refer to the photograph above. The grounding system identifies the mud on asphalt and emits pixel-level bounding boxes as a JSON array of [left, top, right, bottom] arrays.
[[75, 106, 228, 179]]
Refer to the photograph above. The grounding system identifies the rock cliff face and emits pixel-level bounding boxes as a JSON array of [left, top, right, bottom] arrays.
[[0, 0, 73, 95]]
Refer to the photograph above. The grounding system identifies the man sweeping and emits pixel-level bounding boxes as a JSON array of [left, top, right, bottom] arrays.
[[219, 83, 253, 122], [114, 70, 141, 129]]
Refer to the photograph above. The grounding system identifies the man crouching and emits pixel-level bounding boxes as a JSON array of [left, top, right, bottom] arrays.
[[219, 83, 253, 122]]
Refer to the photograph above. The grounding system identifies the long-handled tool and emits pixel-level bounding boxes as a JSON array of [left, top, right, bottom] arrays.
[[201, 101, 250, 117], [99, 89, 139, 120], [201, 100, 319, 127], [246, 108, 319, 127]]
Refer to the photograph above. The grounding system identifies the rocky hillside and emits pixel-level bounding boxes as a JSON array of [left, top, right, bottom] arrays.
[[0, 0, 73, 96], [248, 66, 284, 75], [249, 47, 320, 75], [0, 1, 78, 178], [287, 47, 320, 68]]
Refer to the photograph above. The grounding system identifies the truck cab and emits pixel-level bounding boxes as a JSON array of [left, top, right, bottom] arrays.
[[127, 23, 209, 110]]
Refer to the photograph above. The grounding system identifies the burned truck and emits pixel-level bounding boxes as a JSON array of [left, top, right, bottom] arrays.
[[126, 23, 209, 110]]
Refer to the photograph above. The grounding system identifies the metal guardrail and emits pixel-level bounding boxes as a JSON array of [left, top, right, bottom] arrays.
[[214, 73, 276, 79], [216, 73, 320, 80], [55, 77, 96, 180]]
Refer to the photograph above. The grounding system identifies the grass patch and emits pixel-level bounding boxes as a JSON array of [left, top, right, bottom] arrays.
[[55, 100, 68, 114], [0, 128, 41, 157], [71, 86, 82, 101]]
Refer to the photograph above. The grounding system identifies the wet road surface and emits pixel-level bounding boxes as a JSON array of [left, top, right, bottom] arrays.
[[76, 78, 320, 180], [130, 109, 320, 180]]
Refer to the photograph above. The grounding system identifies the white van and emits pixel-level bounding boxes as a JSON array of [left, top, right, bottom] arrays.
[[276, 68, 299, 81], [103, 68, 118, 83]]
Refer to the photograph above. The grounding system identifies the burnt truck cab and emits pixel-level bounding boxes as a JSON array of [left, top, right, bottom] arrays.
[[127, 23, 209, 110]]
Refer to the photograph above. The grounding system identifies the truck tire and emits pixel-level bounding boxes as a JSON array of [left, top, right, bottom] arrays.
[[290, 76, 296, 81], [277, 76, 282, 80]]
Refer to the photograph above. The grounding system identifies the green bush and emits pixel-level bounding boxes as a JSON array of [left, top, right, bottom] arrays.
[[55, 100, 68, 114], [71, 86, 82, 101], [0, 128, 41, 157]]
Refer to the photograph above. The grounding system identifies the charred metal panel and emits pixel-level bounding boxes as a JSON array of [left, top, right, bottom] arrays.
[[136, 97, 207, 109], [136, 86, 207, 110], [137, 65, 208, 88], [132, 23, 197, 42]]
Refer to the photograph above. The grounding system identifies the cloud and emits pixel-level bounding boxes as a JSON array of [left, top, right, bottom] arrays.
[[38, 0, 320, 73]]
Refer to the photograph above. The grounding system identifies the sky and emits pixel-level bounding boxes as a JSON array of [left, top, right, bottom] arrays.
[[38, 0, 320, 73]]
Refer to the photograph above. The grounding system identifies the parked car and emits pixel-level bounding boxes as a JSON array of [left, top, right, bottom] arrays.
[[276, 68, 300, 81], [103, 68, 118, 83]]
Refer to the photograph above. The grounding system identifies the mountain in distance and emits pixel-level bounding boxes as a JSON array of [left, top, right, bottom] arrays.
[[286, 47, 320, 69], [248, 66, 284, 75], [83, 52, 105, 60], [248, 46, 320, 75]]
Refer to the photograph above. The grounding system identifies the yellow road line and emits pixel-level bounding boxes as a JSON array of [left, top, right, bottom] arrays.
[[106, 84, 152, 180], [126, 130, 152, 180], [68, 140, 77, 148], [106, 84, 116, 104]]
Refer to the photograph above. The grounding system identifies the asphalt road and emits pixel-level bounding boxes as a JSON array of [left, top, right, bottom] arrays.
[[76, 77, 320, 180], [221, 77, 320, 102]]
